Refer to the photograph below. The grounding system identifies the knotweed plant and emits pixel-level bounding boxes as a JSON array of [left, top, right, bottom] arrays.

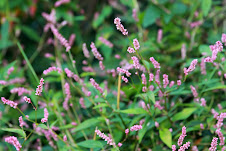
[[0, 1, 226, 151]]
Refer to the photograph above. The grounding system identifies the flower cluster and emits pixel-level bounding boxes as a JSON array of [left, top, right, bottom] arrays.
[[209, 137, 218, 151], [130, 124, 142, 131], [178, 126, 187, 146], [184, 59, 198, 76], [114, 17, 128, 35], [35, 78, 44, 96], [19, 116, 28, 128], [82, 43, 90, 58], [41, 108, 49, 123], [117, 67, 131, 77], [23, 96, 31, 104], [163, 74, 169, 88], [95, 129, 116, 147], [90, 78, 103, 94], [178, 142, 190, 151], [132, 9, 139, 22], [11, 87, 32, 96], [1, 97, 17, 108], [99, 37, 113, 48], [90, 42, 103, 61], [131, 56, 140, 69], [5, 136, 22, 151], [55, 0, 70, 7], [43, 66, 62, 75], [150, 57, 160, 68], [127, 47, 135, 53], [133, 38, 140, 50], [63, 83, 71, 110]]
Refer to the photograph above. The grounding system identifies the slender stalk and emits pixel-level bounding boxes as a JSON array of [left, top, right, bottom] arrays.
[[117, 74, 122, 110], [17, 42, 39, 83]]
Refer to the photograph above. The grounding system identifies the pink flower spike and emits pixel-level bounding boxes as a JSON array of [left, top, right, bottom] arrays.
[[150, 57, 161, 68], [172, 145, 176, 151], [63, 135, 67, 142], [55, 0, 70, 7], [163, 74, 169, 88], [82, 43, 90, 58], [90, 78, 103, 94], [190, 85, 198, 98], [50, 24, 71, 52], [114, 17, 128, 36], [1, 97, 17, 108], [69, 34, 76, 46], [132, 9, 139, 22], [127, 47, 135, 53], [118, 142, 123, 147], [155, 121, 159, 128], [131, 56, 140, 69], [63, 82, 71, 110], [43, 66, 62, 75], [95, 129, 116, 147], [35, 78, 44, 96], [5, 136, 22, 151], [90, 42, 103, 61], [99, 61, 105, 70], [221, 33, 226, 45], [7, 67, 14, 78], [130, 124, 142, 131], [177, 80, 181, 86], [23, 96, 31, 104], [41, 108, 49, 123], [209, 137, 218, 151], [99, 37, 113, 48], [178, 126, 186, 146], [125, 128, 129, 135], [133, 38, 140, 50], [184, 59, 198, 76], [178, 142, 190, 151]]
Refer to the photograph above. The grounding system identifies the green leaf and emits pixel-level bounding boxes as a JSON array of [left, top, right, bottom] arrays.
[[202, 0, 212, 16], [172, 108, 197, 121], [0, 20, 13, 50], [20, 26, 40, 42], [80, 72, 96, 77], [143, 5, 161, 28], [72, 117, 105, 133], [159, 128, 172, 148], [136, 91, 155, 104], [1, 128, 26, 138], [37, 124, 48, 129], [92, 6, 112, 29], [77, 140, 103, 148], [50, 120, 59, 128], [117, 108, 147, 114], [93, 103, 109, 109], [203, 85, 226, 92], [199, 45, 212, 56]]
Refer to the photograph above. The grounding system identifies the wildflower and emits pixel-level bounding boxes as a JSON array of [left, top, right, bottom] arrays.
[[114, 17, 128, 35], [63, 83, 71, 110], [133, 38, 140, 50], [43, 66, 62, 75], [118, 142, 123, 147], [19, 116, 28, 128], [209, 137, 218, 151], [192, 146, 198, 151], [99, 61, 105, 70], [132, 9, 139, 22], [7, 67, 14, 78], [222, 33, 226, 45], [141, 73, 147, 85], [216, 130, 224, 146], [35, 78, 44, 96], [90, 42, 103, 61], [90, 78, 103, 94], [82, 43, 90, 58], [190, 85, 198, 98], [130, 124, 142, 131], [163, 74, 169, 88], [79, 97, 86, 109], [184, 59, 198, 76], [114, 54, 121, 59], [5, 136, 22, 151], [200, 98, 206, 106], [41, 108, 49, 123], [190, 21, 202, 28], [149, 73, 154, 82], [157, 29, 163, 43], [50, 24, 71, 52], [131, 56, 140, 69], [204, 57, 213, 63], [178, 142, 190, 151], [169, 81, 175, 88], [55, 0, 70, 7], [1, 97, 17, 108], [63, 135, 67, 142], [127, 47, 135, 53], [11, 87, 32, 96], [69, 34, 76, 46], [218, 104, 223, 110], [172, 145, 176, 151], [200, 123, 204, 130], [155, 121, 159, 128], [42, 10, 56, 24], [150, 57, 161, 68], [122, 76, 128, 83], [99, 37, 113, 48], [64, 68, 74, 78], [117, 67, 131, 77], [95, 129, 116, 147], [23, 96, 31, 104], [178, 126, 186, 146], [200, 58, 206, 75], [125, 128, 129, 135]]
